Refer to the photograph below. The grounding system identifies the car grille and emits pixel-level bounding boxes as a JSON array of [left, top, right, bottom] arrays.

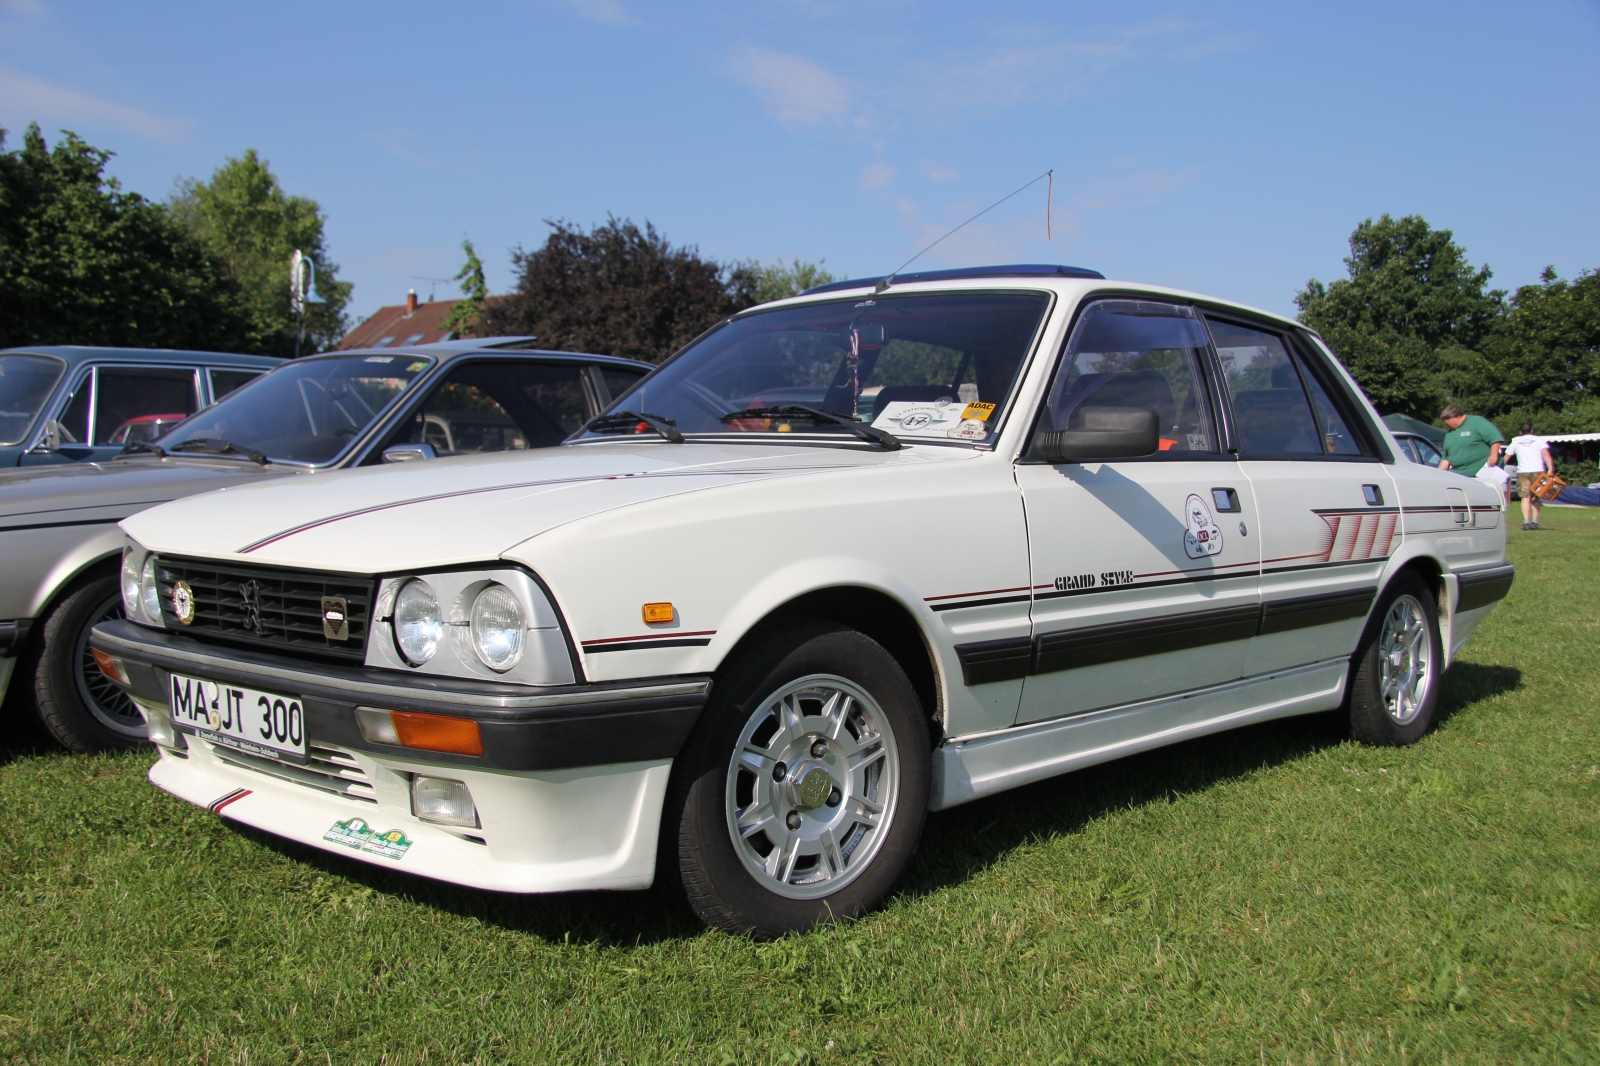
[[210, 742, 378, 803], [154, 557, 375, 662]]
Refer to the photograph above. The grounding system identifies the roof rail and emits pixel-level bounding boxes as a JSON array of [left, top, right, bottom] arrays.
[[800, 263, 1104, 296]]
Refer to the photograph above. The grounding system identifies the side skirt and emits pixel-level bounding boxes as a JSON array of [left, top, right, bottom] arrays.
[[929, 659, 1347, 810]]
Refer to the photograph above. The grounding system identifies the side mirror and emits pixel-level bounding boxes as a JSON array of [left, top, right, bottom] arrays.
[[1035, 406, 1160, 463], [382, 442, 436, 464]]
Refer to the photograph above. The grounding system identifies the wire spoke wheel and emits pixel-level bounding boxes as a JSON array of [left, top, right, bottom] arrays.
[[1378, 593, 1432, 726], [724, 674, 901, 901], [73, 590, 143, 737]]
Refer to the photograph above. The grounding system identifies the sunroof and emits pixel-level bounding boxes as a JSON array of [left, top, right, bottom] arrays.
[[801, 263, 1104, 296]]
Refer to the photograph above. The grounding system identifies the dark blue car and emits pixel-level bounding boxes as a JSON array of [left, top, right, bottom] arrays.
[[0, 346, 282, 467]]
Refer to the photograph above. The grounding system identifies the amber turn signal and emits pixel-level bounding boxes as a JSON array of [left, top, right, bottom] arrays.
[[641, 602, 675, 624], [91, 647, 129, 685], [356, 707, 483, 756]]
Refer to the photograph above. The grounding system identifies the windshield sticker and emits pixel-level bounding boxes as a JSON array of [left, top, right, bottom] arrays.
[[947, 418, 989, 440], [324, 818, 414, 860], [406, 361, 428, 372], [872, 399, 975, 438], [1183, 494, 1224, 559], [962, 402, 996, 421], [364, 355, 394, 363]]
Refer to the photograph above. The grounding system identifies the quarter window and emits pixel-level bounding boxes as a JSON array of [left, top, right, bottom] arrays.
[[1043, 299, 1219, 455]]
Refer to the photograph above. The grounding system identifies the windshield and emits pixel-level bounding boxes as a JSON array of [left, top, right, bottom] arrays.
[[0, 353, 67, 446], [583, 292, 1052, 445], [159, 353, 434, 464]]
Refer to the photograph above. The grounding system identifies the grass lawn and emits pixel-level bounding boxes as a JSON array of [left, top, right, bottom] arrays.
[[2, 512, 1597, 1065]]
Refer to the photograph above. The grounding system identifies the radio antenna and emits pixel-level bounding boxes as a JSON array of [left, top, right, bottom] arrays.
[[876, 169, 1053, 293]]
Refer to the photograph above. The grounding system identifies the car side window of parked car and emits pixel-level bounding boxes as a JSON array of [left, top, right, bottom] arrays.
[[1041, 299, 1220, 454], [90, 367, 201, 446], [208, 368, 264, 400], [1209, 321, 1327, 456], [0, 352, 66, 446], [388, 360, 599, 455]]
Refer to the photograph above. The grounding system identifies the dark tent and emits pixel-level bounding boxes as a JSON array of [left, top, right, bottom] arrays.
[[1383, 412, 1445, 444]]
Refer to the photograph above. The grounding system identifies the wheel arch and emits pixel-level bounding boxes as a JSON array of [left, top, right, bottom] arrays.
[[1365, 550, 1449, 665], [716, 585, 944, 745], [23, 527, 126, 621]]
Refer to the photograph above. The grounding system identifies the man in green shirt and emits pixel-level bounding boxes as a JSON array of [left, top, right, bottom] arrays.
[[1437, 403, 1504, 477]]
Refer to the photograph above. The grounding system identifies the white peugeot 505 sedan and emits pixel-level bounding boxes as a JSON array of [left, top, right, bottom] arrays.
[[91, 265, 1512, 937]]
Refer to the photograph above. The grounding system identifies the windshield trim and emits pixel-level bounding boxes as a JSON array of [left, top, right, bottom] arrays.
[[580, 285, 1057, 451], [0, 351, 68, 448], [155, 351, 439, 468]]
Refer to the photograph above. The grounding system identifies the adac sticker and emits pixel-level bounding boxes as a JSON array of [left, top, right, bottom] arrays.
[[1183, 493, 1224, 559], [324, 817, 413, 860]]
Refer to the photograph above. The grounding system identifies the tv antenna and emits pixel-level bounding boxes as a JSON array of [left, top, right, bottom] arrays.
[[411, 275, 452, 302]]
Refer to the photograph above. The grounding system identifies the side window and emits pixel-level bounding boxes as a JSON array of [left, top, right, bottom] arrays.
[[1415, 437, 1442, 466], [209, 368, 263, 400], [1300, 368, 1361, 455], [602, 368, 646, 405], [1043, 299, 1219, 454], [1209, 321, 1322, 456], [389, 361, 595, 455], [91, 367, 200, 445]]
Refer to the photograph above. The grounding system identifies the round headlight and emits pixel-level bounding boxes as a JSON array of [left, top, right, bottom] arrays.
[[393, 579, 442, 665], [121, 550, 142, 617], [140, 556, 162, 623], [470, 584, 525, 672]]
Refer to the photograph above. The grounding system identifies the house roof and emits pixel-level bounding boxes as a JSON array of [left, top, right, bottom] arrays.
[[337, 294, 506, 350]]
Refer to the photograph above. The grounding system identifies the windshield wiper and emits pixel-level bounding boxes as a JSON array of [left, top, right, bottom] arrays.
[[719, 406, 901, 450], [116, 441, 166, 459], [168, 437, 269, 465], [583, 411, 685, 443]]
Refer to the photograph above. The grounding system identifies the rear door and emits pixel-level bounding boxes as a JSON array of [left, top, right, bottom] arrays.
[[1013, 298, 1261, 725], [1206, 316, 1396, 677]]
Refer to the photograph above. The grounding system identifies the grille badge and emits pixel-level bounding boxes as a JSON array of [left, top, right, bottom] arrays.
[[171, 581, 195, 626], [239, 579, 263, 635], [322, 596, 350, 641]]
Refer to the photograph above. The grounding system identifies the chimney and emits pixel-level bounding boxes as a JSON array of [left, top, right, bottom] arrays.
[[405, 288, 418, 315]]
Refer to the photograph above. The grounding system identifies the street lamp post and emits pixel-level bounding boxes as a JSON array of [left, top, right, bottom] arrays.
[[290, 249, 325, 358]]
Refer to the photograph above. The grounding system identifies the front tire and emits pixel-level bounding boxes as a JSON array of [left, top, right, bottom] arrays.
[[663, 619, 930, 938], [1347, 572, 1442, 746], [32, 574, 146, 751]]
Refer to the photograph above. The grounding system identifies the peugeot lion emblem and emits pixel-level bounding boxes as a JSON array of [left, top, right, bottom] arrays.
[[238, 579, 263, 635]]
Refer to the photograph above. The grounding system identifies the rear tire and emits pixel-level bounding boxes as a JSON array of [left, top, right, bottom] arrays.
[[32, 574, 146, 752], [662, 619, 930, 938], [1347, 572, 1442, 747]]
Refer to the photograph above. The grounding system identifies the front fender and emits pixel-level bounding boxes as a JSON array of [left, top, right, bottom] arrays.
[[0, 523, 124, 620]]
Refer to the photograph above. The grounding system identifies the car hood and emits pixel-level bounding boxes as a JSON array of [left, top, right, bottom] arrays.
[[0, 456, 283, 528], [122, 442, 972, 573]]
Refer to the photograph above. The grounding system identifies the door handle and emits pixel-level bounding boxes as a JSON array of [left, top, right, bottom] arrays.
[[1210, 487, 1241, 513]]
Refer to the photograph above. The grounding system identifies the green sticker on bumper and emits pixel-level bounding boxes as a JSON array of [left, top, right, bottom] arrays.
[[324, 817, 413, 860]]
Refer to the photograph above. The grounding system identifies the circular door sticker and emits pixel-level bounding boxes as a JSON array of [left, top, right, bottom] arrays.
[[1183, 494, 1224, 559]]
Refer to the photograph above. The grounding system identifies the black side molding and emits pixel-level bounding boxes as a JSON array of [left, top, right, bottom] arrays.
[[1456, 563, 1514, 613], [954, 637, 1034, 686], [955, 588, 1383, 685], [1258, 587, 1376, 635]]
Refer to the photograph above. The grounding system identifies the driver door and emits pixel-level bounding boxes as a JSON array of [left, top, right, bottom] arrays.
[[1014, 299, 1261, 725]]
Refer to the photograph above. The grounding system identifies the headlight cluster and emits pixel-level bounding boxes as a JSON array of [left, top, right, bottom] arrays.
[[391, 578, 526, 673], [120, 540, 166, 628]]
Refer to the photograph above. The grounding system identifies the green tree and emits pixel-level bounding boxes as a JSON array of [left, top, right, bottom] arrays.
[[484, 218, 757, 362], [1296, 214, 1504, 418], [742, 258, 836, 304], [168, 149, 351, 356], [439, 239, 488, 338], [1482, 267, 1600, 418], [0, 124, 255, 351]]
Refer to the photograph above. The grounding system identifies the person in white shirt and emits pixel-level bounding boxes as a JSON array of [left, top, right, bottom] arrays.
[[1476, 460, 1510, 510], [1506, 422, 1555, 530]]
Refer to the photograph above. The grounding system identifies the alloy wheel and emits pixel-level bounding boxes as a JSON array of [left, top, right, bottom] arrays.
[[1379, 593, 1432, 726]]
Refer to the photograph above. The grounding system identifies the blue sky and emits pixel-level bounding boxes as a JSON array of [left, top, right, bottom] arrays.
[[2, 0, 1597, 328]]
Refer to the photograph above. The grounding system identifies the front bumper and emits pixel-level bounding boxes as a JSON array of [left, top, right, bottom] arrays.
[[90, 619, 712, 893]]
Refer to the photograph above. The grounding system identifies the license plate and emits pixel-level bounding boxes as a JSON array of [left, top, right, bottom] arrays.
[[168, 673, 307, 761]]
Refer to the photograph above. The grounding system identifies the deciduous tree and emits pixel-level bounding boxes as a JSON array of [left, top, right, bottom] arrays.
[[168, 150, 351, 356], [0, 124, 254, 351]]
